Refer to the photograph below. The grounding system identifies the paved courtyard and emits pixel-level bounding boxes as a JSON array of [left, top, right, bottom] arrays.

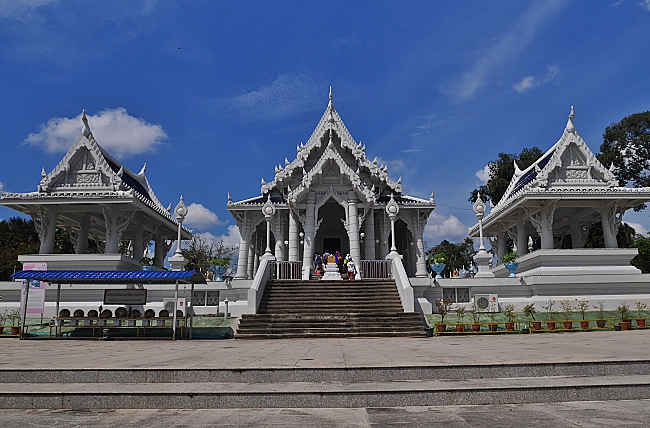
[[2, 329, 650, 369]]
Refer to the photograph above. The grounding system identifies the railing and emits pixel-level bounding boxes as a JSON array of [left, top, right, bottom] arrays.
[[361, 260, 392, 279], [247, 258, 272, 314], [390, 257, 414, 312], [270, 261, 303, 280]]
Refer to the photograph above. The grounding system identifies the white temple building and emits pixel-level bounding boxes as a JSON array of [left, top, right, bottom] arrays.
[[227, 89, 436, 280], [0, 111, 191, 270]]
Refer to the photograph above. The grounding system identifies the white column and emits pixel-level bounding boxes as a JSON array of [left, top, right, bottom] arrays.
[[37, 206, 59, 254], [377, 215, 390, 259], [302, 193, 316, 270], [132, 213, 144, 261], [364, 209, 376, 260], [274, 213, 285, 261], [247, 235, 255, 279], [570, 215, 584, 249], [517, 214, 527, 255], [600, 203, 618, 248], [412, 211, 428, 277], [235, 231, 250, 279], [76, 213, 90, 254], [539, 204, 555, 250], [347, 192, 361, 265], [497, 225, 506, 264], [154, 230, 164, 269], [288, 211, 299, 262]]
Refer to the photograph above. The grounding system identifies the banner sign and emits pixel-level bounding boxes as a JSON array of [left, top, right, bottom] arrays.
[[104, 289, 148, 305], [21, 262, 47, 315]]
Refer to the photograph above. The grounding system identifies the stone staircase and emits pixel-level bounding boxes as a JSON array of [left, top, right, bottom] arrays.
[[236, 279, 426, 339]]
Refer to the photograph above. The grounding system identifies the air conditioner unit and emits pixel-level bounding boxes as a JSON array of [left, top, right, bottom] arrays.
[[163, 298, 187, 316], [474, 294, 498, 313]]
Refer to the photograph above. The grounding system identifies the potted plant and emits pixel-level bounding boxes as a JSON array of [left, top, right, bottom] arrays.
[[210, 257, 232, 282], [560, 299, 574, 330], [469, 302, 481, 332], [434, 298, 453, 332], [617, 301, 630, 331], [454, 305, 466, 332], [503, 252, 519, 277], [576, 299, 590, 329], [7, 309, 21, 335], [487, 311, 498, 332], [523, 303, 540, 331], [542, 298, 556, 330], [429, 253, 448, 279], [0, 311, 6, 335], [593, 300, 606, 328], [635, 301, 647, 328], [139, 256, 158, 271], [502, 304, 517, 331]]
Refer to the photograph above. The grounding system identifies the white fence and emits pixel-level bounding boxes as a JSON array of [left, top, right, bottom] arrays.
[[361, 260, 392, 279], [270, 261, 303, 280]]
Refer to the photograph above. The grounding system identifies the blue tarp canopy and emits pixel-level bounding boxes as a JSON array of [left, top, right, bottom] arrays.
[[11, 270, 206, 285]]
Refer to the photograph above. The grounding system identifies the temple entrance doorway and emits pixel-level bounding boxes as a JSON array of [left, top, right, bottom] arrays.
[[316, 198, 349, 256]]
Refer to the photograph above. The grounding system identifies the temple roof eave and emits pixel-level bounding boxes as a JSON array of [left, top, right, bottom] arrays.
[[468, 187, 650, 236]]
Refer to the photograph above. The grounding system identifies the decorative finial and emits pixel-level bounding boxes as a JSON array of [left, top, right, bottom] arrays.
[[329, 86, 332, 101], [117, 165, 124, 178], [565, 105, 576, 134], [429, 191, 435, 203], [513, 160, 522, 176], [81, 109, 91, 138], [138, 163, 147, 176], [227, 193, 233, 204], [261, 177, 266, 185], [41, 167, 47, 178]]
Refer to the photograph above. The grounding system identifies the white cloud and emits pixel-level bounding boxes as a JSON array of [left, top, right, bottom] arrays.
[[0, 0, 56, 19], [514, 76, 535, 92], [642, 0, 650, 12], [514, 65, 560, 93], [475, 164, 490, 184], [451, 2, 565, 99], [222, 73, 325, 121], [184, 203, 227, 229], [625, 221, 648, 236], [219, 225, 242, 248], [24, 108, 167, 158], [424, 212, 469, 243]]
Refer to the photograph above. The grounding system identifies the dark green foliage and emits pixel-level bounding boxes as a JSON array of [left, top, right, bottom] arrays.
[[0, 217, 40, 280], [584, 222, 636, 249], [425, 238, 476, 277], [597, 111, 650, 211], [181, 231, 237, 274], [631, 235, 650, 273], [469, 147, 544, 206]]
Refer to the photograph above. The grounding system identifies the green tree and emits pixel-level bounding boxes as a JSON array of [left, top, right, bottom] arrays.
[[0, 217, 40, 280], [182, 231, 237, 274], [597, 111, 650, 211], [425, 238, 477, 277], [631, 235, 650, 273], [469, 147, 544, 206], [584, 222, 636, 249]]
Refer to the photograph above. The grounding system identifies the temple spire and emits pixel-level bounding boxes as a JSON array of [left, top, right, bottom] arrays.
[[81, 109, 91, 138], [565, 105, 576, 134]]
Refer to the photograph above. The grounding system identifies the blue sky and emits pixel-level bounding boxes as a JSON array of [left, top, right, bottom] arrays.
[[1, 0, 650, 249]]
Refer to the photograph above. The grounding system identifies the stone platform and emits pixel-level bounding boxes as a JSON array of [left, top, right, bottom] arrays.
[[1, 330, 650, 410]]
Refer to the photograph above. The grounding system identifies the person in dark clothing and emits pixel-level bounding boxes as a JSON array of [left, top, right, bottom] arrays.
[[186, 258, 198, 271]]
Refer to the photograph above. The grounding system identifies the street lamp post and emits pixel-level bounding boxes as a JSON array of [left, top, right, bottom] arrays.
[[385, 194, 400, 258], [472, 193, 495, 278]]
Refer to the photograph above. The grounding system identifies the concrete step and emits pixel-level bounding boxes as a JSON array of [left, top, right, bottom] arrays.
[[1, 373, 649, 409]]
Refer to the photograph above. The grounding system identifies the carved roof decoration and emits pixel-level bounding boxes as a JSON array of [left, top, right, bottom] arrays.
[[468, 107, 650, 235], [258, 89, 403, 199], [1, 110, 188, 232]]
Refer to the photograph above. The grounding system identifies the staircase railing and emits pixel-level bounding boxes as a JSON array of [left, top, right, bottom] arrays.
[[361, 260, 392, 279], [247, 258, 272, 314], [270, 261, 302, 280], [389, 257, 414, 312]]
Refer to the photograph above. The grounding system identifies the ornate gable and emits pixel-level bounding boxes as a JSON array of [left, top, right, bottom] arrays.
[[495, 107, 618, 210], [260, 89, 403, 204]]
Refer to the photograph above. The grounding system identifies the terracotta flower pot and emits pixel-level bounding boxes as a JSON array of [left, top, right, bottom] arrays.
[[580, 321, 590, 329], [620, 321, 630, 331], [488, 323, 498, 332], [563, 321, 573, 329], [546, 322, 556, 330], [437, 324, 446, 332], [636, 319, 646, 328], [505, 322, 515, 331], [596, 320, 606, 328], [532, 321, 542, 330], [456, 324, 465, 332], [472, 324, 481, 332], [10, 326, 20, 335]]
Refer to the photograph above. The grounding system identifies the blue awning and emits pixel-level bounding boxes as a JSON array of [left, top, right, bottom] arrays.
[[11, 270, 206, 284]]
